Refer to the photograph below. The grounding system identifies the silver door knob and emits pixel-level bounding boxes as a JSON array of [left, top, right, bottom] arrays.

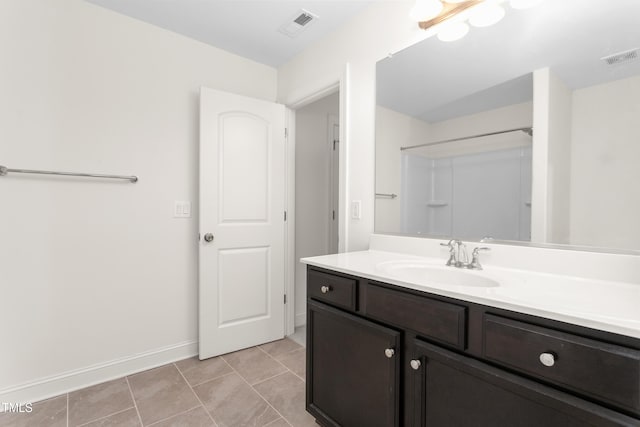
[[320, 285, 331, 294], [384, 348, 395, 358], [410, 359, 421, 370], [204, 233, 214, 243], [539, 352, 556, 367]]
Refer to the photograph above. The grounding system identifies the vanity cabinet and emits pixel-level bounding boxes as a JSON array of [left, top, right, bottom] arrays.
[[411, 340, 634, 426], [305, 266, 640, 427], [307, 300, 400, 427]]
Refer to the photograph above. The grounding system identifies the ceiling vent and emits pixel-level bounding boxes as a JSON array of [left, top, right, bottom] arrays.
[[278, 9, 318, 38], [601, 48, 639, 66]]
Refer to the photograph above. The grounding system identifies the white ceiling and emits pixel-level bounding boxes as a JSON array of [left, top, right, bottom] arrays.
[[85, 0, 379, 67], [85, 0, 640, 120], [377, 0, 640, 122]]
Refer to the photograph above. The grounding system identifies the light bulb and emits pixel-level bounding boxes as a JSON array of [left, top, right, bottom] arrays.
[[410, 0, 444, 22], [469, 3, 505, 27], [437, 21, 470, 41], [510, 0, 543, 9]]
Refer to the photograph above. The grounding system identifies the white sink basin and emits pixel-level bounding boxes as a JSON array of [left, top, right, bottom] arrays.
[[376, 260, 500, 288]]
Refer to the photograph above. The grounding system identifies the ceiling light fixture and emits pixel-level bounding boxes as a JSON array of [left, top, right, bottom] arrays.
[[415, 0, 482, 33], [411, 0, 538, 42], [410, 0, 444, 22], [468, 3, 505, 27], [437, 21, 470, 41], [509, 0, 543, 9]]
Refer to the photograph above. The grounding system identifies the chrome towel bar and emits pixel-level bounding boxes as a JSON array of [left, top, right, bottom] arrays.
[[0, 165, 138, 183], [376, 193, 397, 199]]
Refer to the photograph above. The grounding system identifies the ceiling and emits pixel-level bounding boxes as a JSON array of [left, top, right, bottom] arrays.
[[377, 0, 640, 122], [85, 0, 380, 67], [84, 0, 640, 118]]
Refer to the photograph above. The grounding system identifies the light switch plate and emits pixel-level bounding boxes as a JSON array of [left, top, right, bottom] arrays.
[[351, 200, 361, 220], [174, 201, 191, 218]]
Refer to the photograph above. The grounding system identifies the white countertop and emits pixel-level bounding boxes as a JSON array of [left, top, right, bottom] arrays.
[[301, 250, 640, 340]]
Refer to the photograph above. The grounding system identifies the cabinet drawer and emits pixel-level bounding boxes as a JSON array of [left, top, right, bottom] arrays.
[[413, 339, 640, 427], [363, 283, 466, 349], [483, 314, 640, 416], [307, 269, 356, 311]]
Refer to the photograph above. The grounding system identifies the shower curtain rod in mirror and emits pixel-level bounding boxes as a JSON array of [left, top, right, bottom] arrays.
[[400, 127, 533, 151], [0, 165, 138, 183]]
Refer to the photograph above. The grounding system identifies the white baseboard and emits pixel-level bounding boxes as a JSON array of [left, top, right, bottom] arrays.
[[0, 340, 198, 405], [295, 312, 306, 327]]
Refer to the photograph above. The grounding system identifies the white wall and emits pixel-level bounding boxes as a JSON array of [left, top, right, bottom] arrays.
[[531, 68, 577, 245], [278, 1, 428, 251], [294, 93, 339, 326], [0, 0, 276, 402], [402, 147, 532, 241], [546, 72, 573, 244], [570, 75, 640, 250], [533, 71, 639, 250], [376, 102, 532, 235], [426, 102, 533, 154], [530, 68, 551, 243], [375, 106, 432, 233]]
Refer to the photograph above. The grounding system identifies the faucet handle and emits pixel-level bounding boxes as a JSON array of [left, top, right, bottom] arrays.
[[469, 247, 490, 270], [472, 246, 491, 256], [440, 239, 455, 249], [440, 239, 457, 266]]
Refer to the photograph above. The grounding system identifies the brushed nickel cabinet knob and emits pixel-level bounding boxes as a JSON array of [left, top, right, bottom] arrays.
[[539, 352, 556, 367]]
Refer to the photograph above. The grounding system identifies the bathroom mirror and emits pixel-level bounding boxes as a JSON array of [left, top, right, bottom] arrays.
[[375, 0, 640, 253]]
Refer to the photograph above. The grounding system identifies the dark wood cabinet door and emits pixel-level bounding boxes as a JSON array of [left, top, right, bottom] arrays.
[[307, 300, 400, 427], [412, 340, 639, 427]]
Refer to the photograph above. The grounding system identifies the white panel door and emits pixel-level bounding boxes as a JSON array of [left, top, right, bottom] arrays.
[[199, 87, 286, 359]]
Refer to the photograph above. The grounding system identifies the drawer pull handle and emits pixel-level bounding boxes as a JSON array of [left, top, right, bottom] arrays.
[[539, 352, 556, 367], [384, 348, 395, 358], [320, 285, 332, 294], [410, 359, 421, 370]]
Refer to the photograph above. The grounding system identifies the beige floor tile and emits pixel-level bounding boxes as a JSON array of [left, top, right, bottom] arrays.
[[68, 378, 134, 426], [259, 339, 303, 360], [264, 418, 291, 427], [147, 407, 214, 427], [0, 348, 309, 427], [288, 327, 306, 348], [222, 347, 286, 385], [175, 356, 233, 387], [127, 365, 200, 426], [193, 372, 279, 427], [80, 408, 140, 427], [278, 348, 305, 380], [254, 372, 316, 427], [0, 395, 66, 427]]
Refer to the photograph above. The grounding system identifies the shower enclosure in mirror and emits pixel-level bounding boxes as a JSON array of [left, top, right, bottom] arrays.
[[375, 0, 640, 253]]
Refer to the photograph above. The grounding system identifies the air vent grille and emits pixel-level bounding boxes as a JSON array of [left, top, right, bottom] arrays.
[[601, 48, 639, 66], [278, 9, 318, 38], [294, 13, 314, 26]]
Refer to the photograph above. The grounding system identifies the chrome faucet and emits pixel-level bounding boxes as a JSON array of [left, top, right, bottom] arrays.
[[440, 240, 490, 270], [440, 239, 467, 268], [440, 239, 459, 266], [469, 247, 491, 270]]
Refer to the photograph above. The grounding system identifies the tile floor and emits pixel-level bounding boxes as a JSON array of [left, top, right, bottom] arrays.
[[0, 336, 315, 427]]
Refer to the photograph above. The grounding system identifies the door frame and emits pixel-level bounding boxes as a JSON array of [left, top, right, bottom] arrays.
[[283, 66, 349, 335], [327, 114, 339, 254]]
